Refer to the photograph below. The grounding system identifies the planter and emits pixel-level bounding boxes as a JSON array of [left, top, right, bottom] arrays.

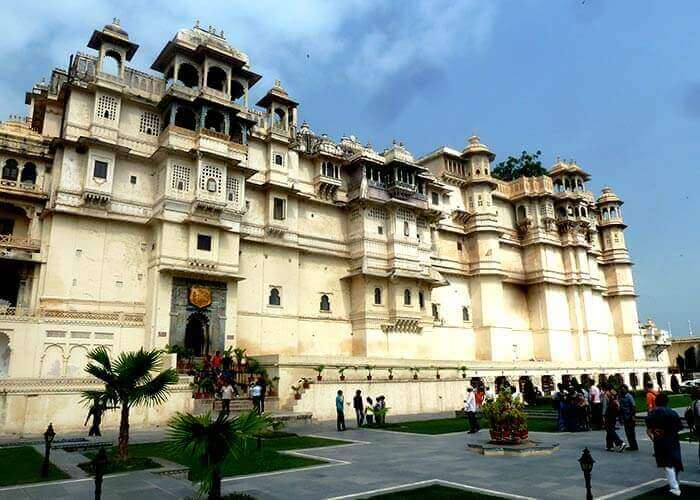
[[413, 374, 418, 380], [194, 392, 203, 399], [462, 373, 467, 379], [316, 375, 323, 381], [302, 381, 310, 389], [436, 374, 441, 379], [388, 375, 394, 380], [340, 375, 346, 381], [294, 393, 301, 400], [489, 427, 528, 445], [367, 375, 372, 381]]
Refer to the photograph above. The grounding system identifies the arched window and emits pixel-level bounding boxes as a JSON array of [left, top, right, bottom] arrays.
[[564, 179, 571, 191], [230, 122, 244, 144], [403, 221, 409, 237], [204, 109, 225, 133], [554, 180, 562, 192], [274, 154, 284, 166], [556, 206, 566, 218], [374, 287, 381, 305], [517, 205, 527, 221], [2, 159, 19, 180], [419, 291, 425, 309], [320, 294, 330, 311], [581, 206, 587, 218], [206, 66, 227, 92], [20, 163, 37, 184], [273, 108, 286, 129], [102, 50, 121, 76], [567, 205, 574, 216], [206, 178, 217, 192], [403, 289, 411, 306], [174, 107, 197, 130], [165, 66, 175, 85], [268, 288, 281, 306], [462, 306, 470, 321], [602, 208, 609, 220], [431, 303, 439, 320], [178, 63, 199, 88]]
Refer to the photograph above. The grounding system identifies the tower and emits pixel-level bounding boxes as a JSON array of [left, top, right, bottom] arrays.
[[87, 18, 139, 78]]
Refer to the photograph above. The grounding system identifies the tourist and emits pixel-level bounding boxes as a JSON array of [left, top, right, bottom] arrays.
[[646, 383, 658, 412], [604, 389, 626, 452], [221, 379, 234, 416], [336, 390, 346, 431], [589, 381, 602, 429], [645, 393, 684, 496], [475, 386, 485, 409], [212, 350, 223, 370], [365, 397, 374, 426], [690, 389, 700, 466], [353, 389, 364, 427], [84, 397, 106, 437], [257, 374, 267, 412], [376, 395, 387, 425], [204, 353, 212, 370], [485, 386, 495, 400], [619, 385, 638, 451], [464, 388, 480, 434], [250, 381, 263, 414], [554, 384, 566, 432]]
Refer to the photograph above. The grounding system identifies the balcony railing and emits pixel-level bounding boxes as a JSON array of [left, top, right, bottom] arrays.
[[0, 234, 41, 252], [0, 178, 47, 197]]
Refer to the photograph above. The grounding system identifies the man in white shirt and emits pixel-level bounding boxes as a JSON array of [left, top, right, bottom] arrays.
[[464, 388, 480, 434], [589, 382, 602, 429], [221, 382, 234, 416], [250, 382, 263, 414], [485, 386, 495, 400]]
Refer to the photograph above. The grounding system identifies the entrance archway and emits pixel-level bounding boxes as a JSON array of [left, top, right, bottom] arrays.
[[185, 312, 209, 356]]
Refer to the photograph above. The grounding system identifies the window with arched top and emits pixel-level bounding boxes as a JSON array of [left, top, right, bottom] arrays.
[[403, 289, 411, 306], [431, 303, 439, 320], [206, 178, 217, 193], [462, 306, 470, 321], [230, 80, 245, 101], [268, 288, 281, 306], [274, 108, 286, 129], [602, 208, 609, 220], [567, 205, 574, 216], [2, 159, 19, 181], [102, 50, 121, 76], [274, 154, 284, 166], [403, 221, 410, 237], [178, 63, 199, 88], [20, 163, 37, 184], [374, 287, 381, 305], [581, 206, 587, 218], [320, 294, 330, 311], [556, 206, 566, 218], [517, 205, 527, 221], [204, 109, 225, 133], [206, 66, 227, 92]]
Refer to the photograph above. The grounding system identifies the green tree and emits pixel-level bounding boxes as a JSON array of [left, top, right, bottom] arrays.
[[491, 150, 547, 181], [83, 347, 178, 460], [167, 410, 275, 499]]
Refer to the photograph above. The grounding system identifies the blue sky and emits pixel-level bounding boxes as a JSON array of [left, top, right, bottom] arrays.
[[1, 1, 698, 336]]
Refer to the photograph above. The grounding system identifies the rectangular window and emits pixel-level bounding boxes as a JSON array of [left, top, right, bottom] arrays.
[[457, 241, 463, 251], [197, 234, 212, 251], [93, 160, 108, 179], [431, 192, 439, 205], [273, 198, 286, 220], [377, 226, 383, 235], [130, 175, 137, 185]]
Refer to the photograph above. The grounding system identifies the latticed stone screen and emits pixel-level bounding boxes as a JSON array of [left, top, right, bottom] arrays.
[[139, 112, 161, 136], [199, 165, 223, 193], [96, 95, 118, 120], [226, 175, 241, 203], [171, 164, 191, 191]]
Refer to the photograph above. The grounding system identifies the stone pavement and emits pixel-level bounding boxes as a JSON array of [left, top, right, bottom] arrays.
[[0, 415, 698, 499]]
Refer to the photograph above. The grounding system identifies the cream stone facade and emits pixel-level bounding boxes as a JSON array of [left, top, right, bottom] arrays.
[[0, 21, 671, 432]]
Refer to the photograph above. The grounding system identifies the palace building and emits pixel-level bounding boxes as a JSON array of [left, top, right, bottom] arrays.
[[0, 21, 671, 430]]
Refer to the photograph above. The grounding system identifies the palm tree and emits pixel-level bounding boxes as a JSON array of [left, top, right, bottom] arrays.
[[168, 410, 275, 499], [83, 347, 178, 460]]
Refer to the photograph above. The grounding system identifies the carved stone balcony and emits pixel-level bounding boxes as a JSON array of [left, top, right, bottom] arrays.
[[0, 179, 48, 200], [387, 180, 417, 200], [0, 234, 40, 252], [83, 189, 111, 207], [452, 208, 471, 225], [157, 125, 247, 164], [314, 174, 342, 201]]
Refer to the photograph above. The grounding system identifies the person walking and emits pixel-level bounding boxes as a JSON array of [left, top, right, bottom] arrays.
[[464, 388, 480, 434], [604, 390, 626, 452], [221, 380, 234, 416], [646, 393, 684, 496], [257, 374, 267, 413], [353, 389, 364, 427], [365, 397, 374, 426], [84, 397, 106, 437], [336, 390, 346, 431], [589, 381, 602, 429], [646, 383, 658, 412], [554, 384, 566, 432], [619, 385, 639, 450], [690, 389, 700, 467], [250, 381, 262, 414]]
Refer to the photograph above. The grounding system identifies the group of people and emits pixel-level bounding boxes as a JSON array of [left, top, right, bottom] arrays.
[[335, 389, 386, 431]]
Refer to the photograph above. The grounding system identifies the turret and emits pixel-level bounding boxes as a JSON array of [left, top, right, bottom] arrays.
[[256, 79, 298, 135], [596, 187, 627, 254], [87, 18, 139, 79], [460, 135, 497, 214]]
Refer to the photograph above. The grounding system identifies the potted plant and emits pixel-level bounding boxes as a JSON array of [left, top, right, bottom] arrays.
[[314, 364, 325, 381], [365, 365, 375, 381], [300, 377, 311, 389], [291, 385, 302, 400], [432, 366, 441, 379], [482, 387, 528, 444], [233, 347, 247, 370], [459, 365, 468, 379], [338, 366, 348, 381], [410, 367, 420, 380], [388, 367, 394, 380]]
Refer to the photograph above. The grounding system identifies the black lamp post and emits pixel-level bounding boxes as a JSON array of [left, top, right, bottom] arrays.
[[93, 446, 108, 500], [41, 423, 56, 478], [579, 447, 595, 500]]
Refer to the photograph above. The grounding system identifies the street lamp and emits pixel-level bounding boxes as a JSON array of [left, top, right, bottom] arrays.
[[578, 447, 595, 500], [93, 446, 108, 500], [41, 423, 56, 478]]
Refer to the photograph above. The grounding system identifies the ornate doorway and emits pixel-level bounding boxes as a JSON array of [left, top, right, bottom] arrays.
[[185, 312, 209, 356]]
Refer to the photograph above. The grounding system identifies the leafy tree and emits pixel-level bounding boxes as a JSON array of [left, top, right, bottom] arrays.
[[168, 410, 275, 499], [83, 347, 178, 460], [491, 150, 548, 181]]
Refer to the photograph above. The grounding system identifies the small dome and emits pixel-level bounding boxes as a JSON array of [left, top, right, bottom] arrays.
[[104, 18, 129, 38], [597, 186, 622, 204], [460, 134, 495, 160]]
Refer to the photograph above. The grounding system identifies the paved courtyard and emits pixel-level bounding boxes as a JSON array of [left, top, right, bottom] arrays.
[[0, 416, 698, 499]]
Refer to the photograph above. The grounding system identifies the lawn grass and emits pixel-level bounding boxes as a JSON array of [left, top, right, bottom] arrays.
[[679, 431, 698, 442], [0, 446, 70, 486], [378, 416, 557, 434], [368, 484, 506, 499], [632, 392, 690, 411], [629, 485, 700, 499], [78, 434, 349, 477]]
